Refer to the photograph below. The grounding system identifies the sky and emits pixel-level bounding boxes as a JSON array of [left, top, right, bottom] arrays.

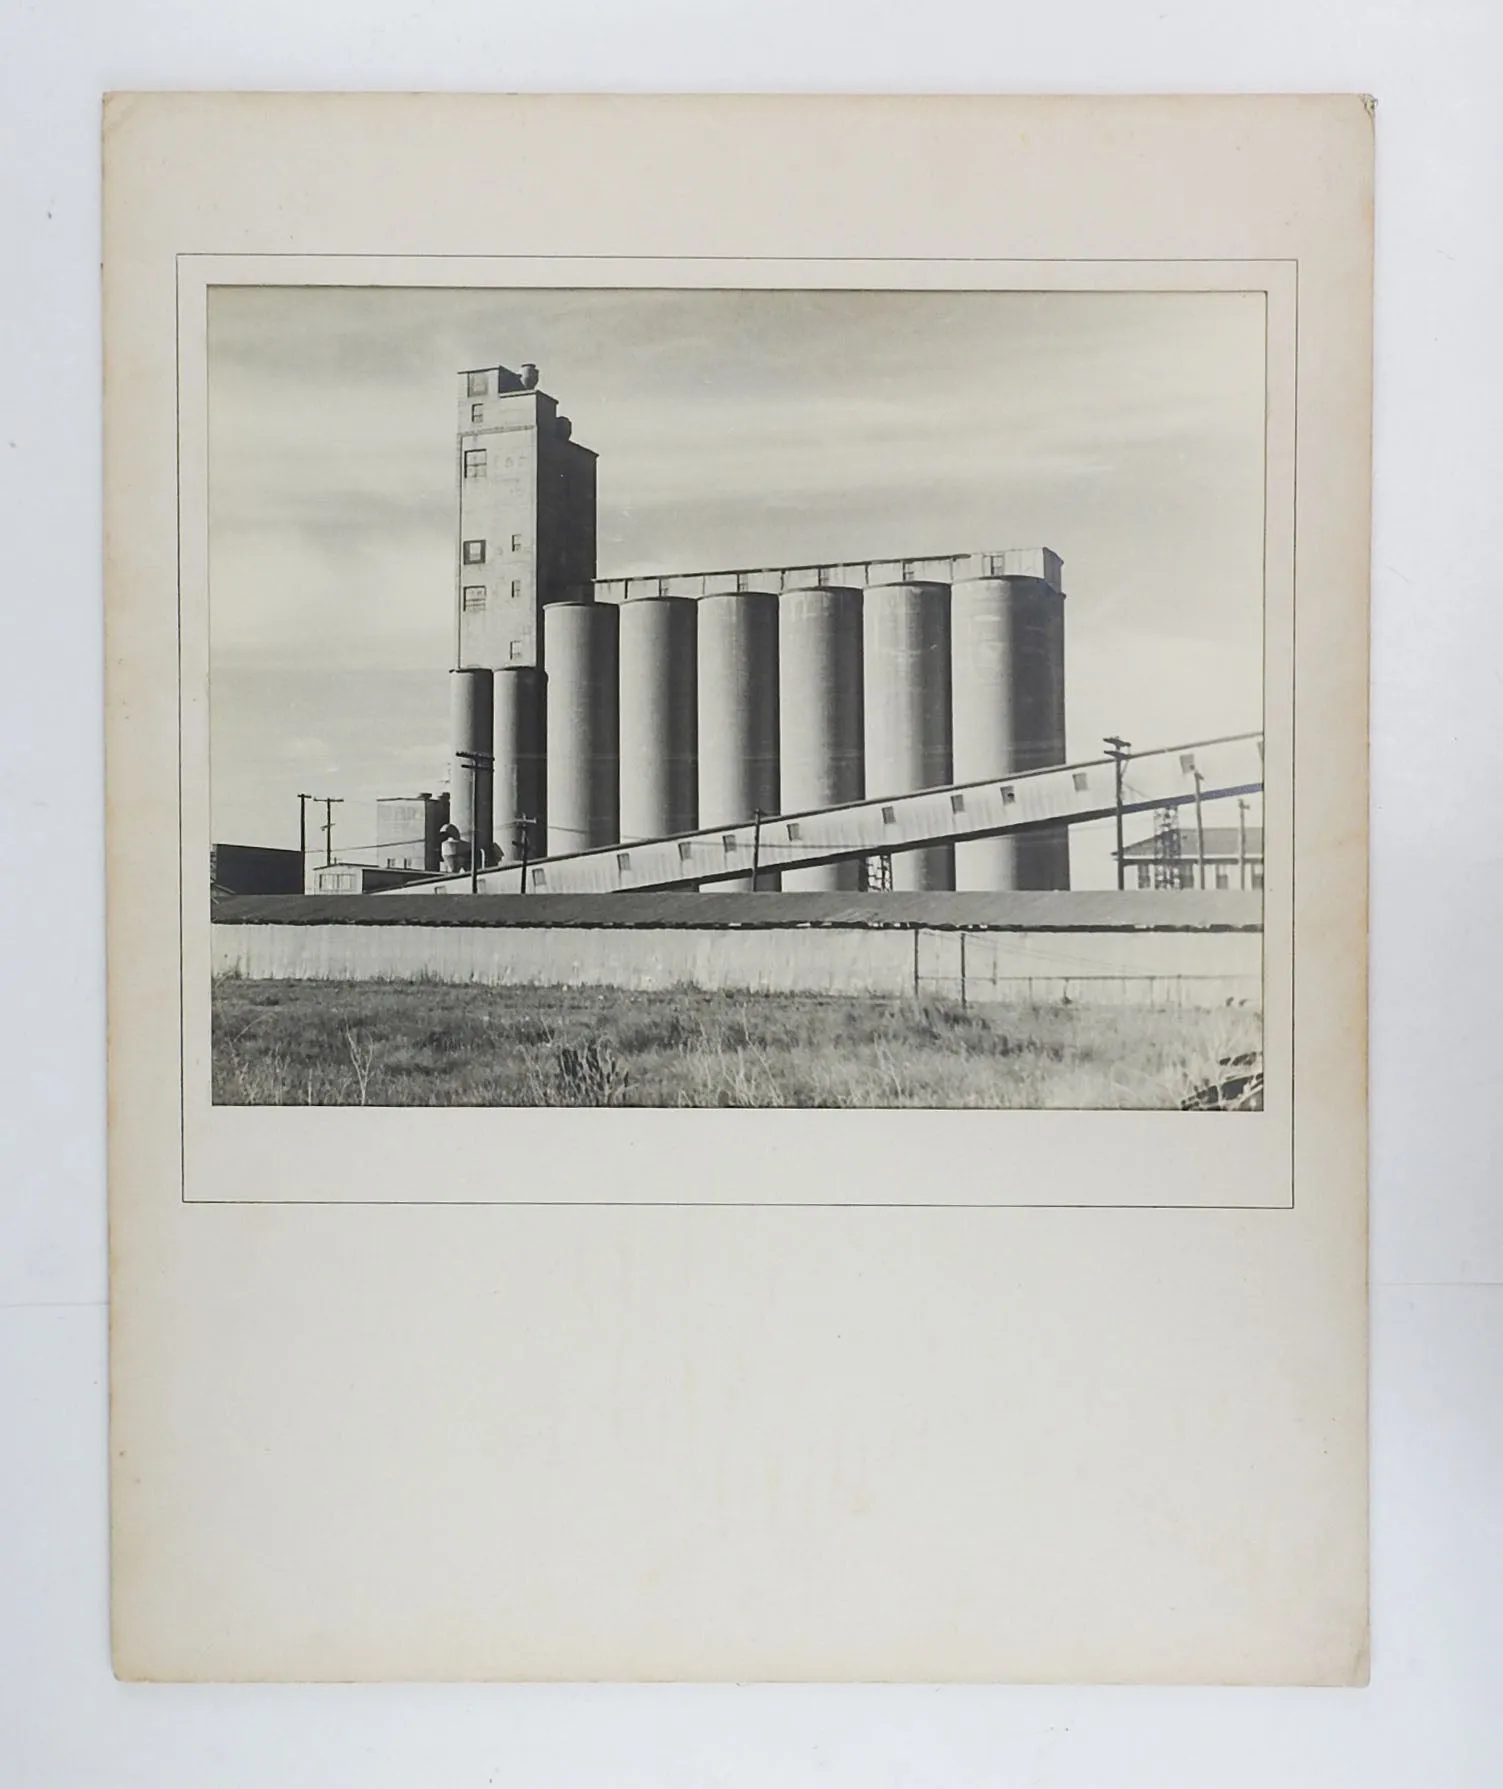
[[208, 285, 1266, 883]]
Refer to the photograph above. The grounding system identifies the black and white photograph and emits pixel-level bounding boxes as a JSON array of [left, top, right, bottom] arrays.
[[208, 283, 1267, 1109], [98, 92, 1372, 1698]]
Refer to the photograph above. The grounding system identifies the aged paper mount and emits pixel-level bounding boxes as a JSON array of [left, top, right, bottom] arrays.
[[106, 94, 1370, 1683]]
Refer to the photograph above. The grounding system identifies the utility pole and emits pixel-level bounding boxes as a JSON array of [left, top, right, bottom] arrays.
[[1103, 736, 1131, 891], [1237, 797, 1249, 891], [453, 749, 494, 894], [1191, 768, 1207, 890], [751, 807, 764, 892], [297, 794, 341, 887]]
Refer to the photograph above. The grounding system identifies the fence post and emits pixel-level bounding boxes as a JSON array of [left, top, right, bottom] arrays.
[[912, 927, 921, 1000]]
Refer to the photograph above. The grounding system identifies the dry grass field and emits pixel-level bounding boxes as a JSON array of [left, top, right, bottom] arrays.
[[212, 977, 1261, 1110]]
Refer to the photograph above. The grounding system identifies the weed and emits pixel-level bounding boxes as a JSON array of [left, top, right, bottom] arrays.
[[551, 1039, 629, 1106], [344, 1026, 380, 1105], [210, 977, 1262, 1111]]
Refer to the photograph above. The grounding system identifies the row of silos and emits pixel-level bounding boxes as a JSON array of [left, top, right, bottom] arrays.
[[451, 576, 1068, 890]]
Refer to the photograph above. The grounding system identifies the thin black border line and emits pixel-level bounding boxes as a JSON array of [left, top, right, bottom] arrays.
[[1259, 289, 1270, 1140], [1290, 259, 1300, 1214], [175, 263, 187, 1208], [178, 253, 1299, 264], [178, 255, 1295, 1211], [186, 1199, 1297, 1210]]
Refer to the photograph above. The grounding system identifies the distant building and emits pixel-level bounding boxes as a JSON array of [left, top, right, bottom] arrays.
[[309, 862, 437, 895], [375, 792, 450, 873], [210, 842, 304, 896], [1120, 825, 1263, 891]]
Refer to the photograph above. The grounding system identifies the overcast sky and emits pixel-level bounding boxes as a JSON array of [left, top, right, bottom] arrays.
[[208, 285, 1266, 880]]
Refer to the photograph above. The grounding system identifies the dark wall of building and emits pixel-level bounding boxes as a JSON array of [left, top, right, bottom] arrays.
[[542, 430, 598, 602], [210, 843, 304, 896]]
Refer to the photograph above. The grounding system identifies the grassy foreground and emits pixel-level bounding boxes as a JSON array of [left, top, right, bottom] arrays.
[[212, 977, 1261, 1110]]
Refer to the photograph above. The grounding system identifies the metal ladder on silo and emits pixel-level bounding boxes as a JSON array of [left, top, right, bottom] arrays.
[[863, 853, 894, 891]]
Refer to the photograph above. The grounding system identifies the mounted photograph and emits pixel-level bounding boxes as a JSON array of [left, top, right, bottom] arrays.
[[107, 93, 1369, 1689], [207, 284, 1268, 1110]]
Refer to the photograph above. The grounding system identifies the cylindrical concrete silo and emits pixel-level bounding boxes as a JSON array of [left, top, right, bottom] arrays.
[[950, 576, 1068, 890], [863, 581, 954, 891], [697, 591, 780, 890], [543, 600, 619, 855], [618, 596, 698, 844], [779, 585, 864, 892], [492, 666, 545, 865], [1040, 585, 1070, 887], [448, 666, 495, 870]]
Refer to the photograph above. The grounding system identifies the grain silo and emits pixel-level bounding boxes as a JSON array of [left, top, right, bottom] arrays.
[[443, 363, 1082, 895], [543, 601, 619, 854], [950, 575, 1068, 890], [697, 591, 780, 889], [618, 596, 699, 843], [778, 586, 864, 892], [448, 667, 495, 868], [492, 665, 545, 864], [862, 580, 954, 890]]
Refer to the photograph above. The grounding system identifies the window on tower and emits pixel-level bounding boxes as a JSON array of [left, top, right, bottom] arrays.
[[467, 371, 488, 398], [470, 403, 484, 423], [462, 539, 486, 564], [463, 449, 487, 478], [508, 640, 524, 660], [461, 586, 487, 611], [510, 579, 522, 600], [510, 533, 523, 552]]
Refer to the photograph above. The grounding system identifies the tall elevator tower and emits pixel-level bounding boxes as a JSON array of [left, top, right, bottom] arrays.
[[450, 363, 598, 864]]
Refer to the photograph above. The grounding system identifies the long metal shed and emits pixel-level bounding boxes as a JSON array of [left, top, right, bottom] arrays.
[[212, 889, 1263, 931]]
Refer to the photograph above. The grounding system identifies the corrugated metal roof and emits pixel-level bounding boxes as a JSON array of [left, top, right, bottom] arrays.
[[212, 890, 1263, 932]]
